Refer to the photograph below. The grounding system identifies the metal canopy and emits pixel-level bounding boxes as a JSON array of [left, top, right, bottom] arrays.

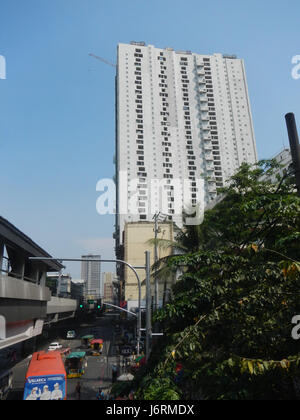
[[0, 216, 64, 272]]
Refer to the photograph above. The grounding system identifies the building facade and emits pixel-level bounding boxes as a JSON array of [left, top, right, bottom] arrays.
[[115, 42, 257, 249], [268, 148, 293, 183], [102, 272, 115, 303], [70, 280, 84, 302], [46, 273, 72, 298], [123, 221, 174, 313], [81, 255, 101, 299]]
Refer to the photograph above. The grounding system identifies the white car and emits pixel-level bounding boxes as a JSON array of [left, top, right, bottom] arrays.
[[48, 342, 62, 351]]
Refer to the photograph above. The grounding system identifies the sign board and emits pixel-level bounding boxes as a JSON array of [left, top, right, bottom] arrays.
[[23, 375, 66, 400], [120, 346, 133, 356]]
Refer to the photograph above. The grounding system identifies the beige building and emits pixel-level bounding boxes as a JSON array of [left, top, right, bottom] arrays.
[[124, 221, 174, 312], [102, 272, 116, 303]]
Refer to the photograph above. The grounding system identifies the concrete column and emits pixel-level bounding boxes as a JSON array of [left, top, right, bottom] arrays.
[[39, 270, 47, 288], [20, 255, 25, 281], [0, 315, 6, 340], [0, 240, 4, 272]]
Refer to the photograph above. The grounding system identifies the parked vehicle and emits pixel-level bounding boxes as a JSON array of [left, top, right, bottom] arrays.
[[23, 351, 67, 400], [0, 369, 13, 400], [65, 352, 87, 378], [48, 342, 62, 351]]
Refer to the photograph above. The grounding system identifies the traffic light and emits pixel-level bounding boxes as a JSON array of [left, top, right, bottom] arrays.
[[95, 299, 104, 316], [78, 297, 84, 310], [96, 299, 102, 310]]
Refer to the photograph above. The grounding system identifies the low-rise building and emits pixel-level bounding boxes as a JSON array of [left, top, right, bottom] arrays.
[[102, 272, 115, 304], [46, 273, 72, 298], [268, 148, 293, 183], [123, 221, 174, 313]]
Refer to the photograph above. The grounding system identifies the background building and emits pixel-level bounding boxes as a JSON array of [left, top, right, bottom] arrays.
[[115, 42, 258, 253], [81, 254, 101, 299], [46, 273, 72, 298], [102, 272, 117, 304], [70, 279, 84, 302], [266, 148, 293, 183]]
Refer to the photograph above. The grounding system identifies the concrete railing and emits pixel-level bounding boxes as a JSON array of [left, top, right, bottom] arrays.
[[47, 296, 77, 314], [0, 273, 51, 301]]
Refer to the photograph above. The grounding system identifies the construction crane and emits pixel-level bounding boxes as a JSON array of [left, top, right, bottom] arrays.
[[89, 53, 117, 68]]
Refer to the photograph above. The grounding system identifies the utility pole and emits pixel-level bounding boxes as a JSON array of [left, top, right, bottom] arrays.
[[153, 212, 168, 312], [153, 213, 159, 312], [145, 251, 152, 362], [285, 113, 300, 197]]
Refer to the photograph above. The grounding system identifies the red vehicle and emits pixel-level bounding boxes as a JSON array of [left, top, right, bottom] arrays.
[[23, 351, 67, 400], [90, 339, 103, 355]]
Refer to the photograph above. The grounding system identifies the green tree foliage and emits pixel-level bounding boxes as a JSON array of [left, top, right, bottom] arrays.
[[135, 160, 300, 400], [146, 213, 205, 284]]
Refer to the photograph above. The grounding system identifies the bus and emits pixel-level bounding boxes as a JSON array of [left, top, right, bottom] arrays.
[[0, 369, 13, 400], [23, 351, 67, 400]]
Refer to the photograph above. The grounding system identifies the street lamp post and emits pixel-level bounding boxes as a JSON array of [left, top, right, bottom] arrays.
[[152, 212, 168, 312], [153, 213, 159, 312], [145, 251, 152, 362], [285, 113, 300, 197]]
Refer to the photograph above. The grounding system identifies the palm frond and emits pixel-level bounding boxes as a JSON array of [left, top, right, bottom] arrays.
[[146, 237, 188, 252]]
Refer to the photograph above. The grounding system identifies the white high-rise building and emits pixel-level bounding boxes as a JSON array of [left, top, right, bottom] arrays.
[[115, 42, 257, 247], [81, 254, 101, 298]]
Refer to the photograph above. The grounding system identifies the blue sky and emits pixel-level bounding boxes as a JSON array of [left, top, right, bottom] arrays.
[[0, 0, 299, 278]]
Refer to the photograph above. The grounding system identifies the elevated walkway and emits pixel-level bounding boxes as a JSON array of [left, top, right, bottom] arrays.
[[0, 216, 74, 350]]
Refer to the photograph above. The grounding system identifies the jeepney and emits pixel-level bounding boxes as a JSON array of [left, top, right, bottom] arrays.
[[81, 335, 94, 348], [65, 351, 87, 379], [90, 339, 103, 356]]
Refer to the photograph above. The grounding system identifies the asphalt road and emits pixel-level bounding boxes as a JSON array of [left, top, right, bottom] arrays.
[[7, 314, 119, 400]]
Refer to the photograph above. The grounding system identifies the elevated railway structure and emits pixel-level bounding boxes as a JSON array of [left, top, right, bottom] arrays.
[[0, 216, 76, 350]]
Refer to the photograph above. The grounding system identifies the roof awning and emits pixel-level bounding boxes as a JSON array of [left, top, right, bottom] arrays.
[[0, 216, 64, 272]]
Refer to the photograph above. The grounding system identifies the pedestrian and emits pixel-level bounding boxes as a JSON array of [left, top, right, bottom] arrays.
[[112, 364, 118, 383], [96, 387, 105, 400], [75, 382, 81, 400]]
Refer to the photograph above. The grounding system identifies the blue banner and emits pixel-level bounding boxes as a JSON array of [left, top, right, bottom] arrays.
[[23, 375, 66, 400]]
